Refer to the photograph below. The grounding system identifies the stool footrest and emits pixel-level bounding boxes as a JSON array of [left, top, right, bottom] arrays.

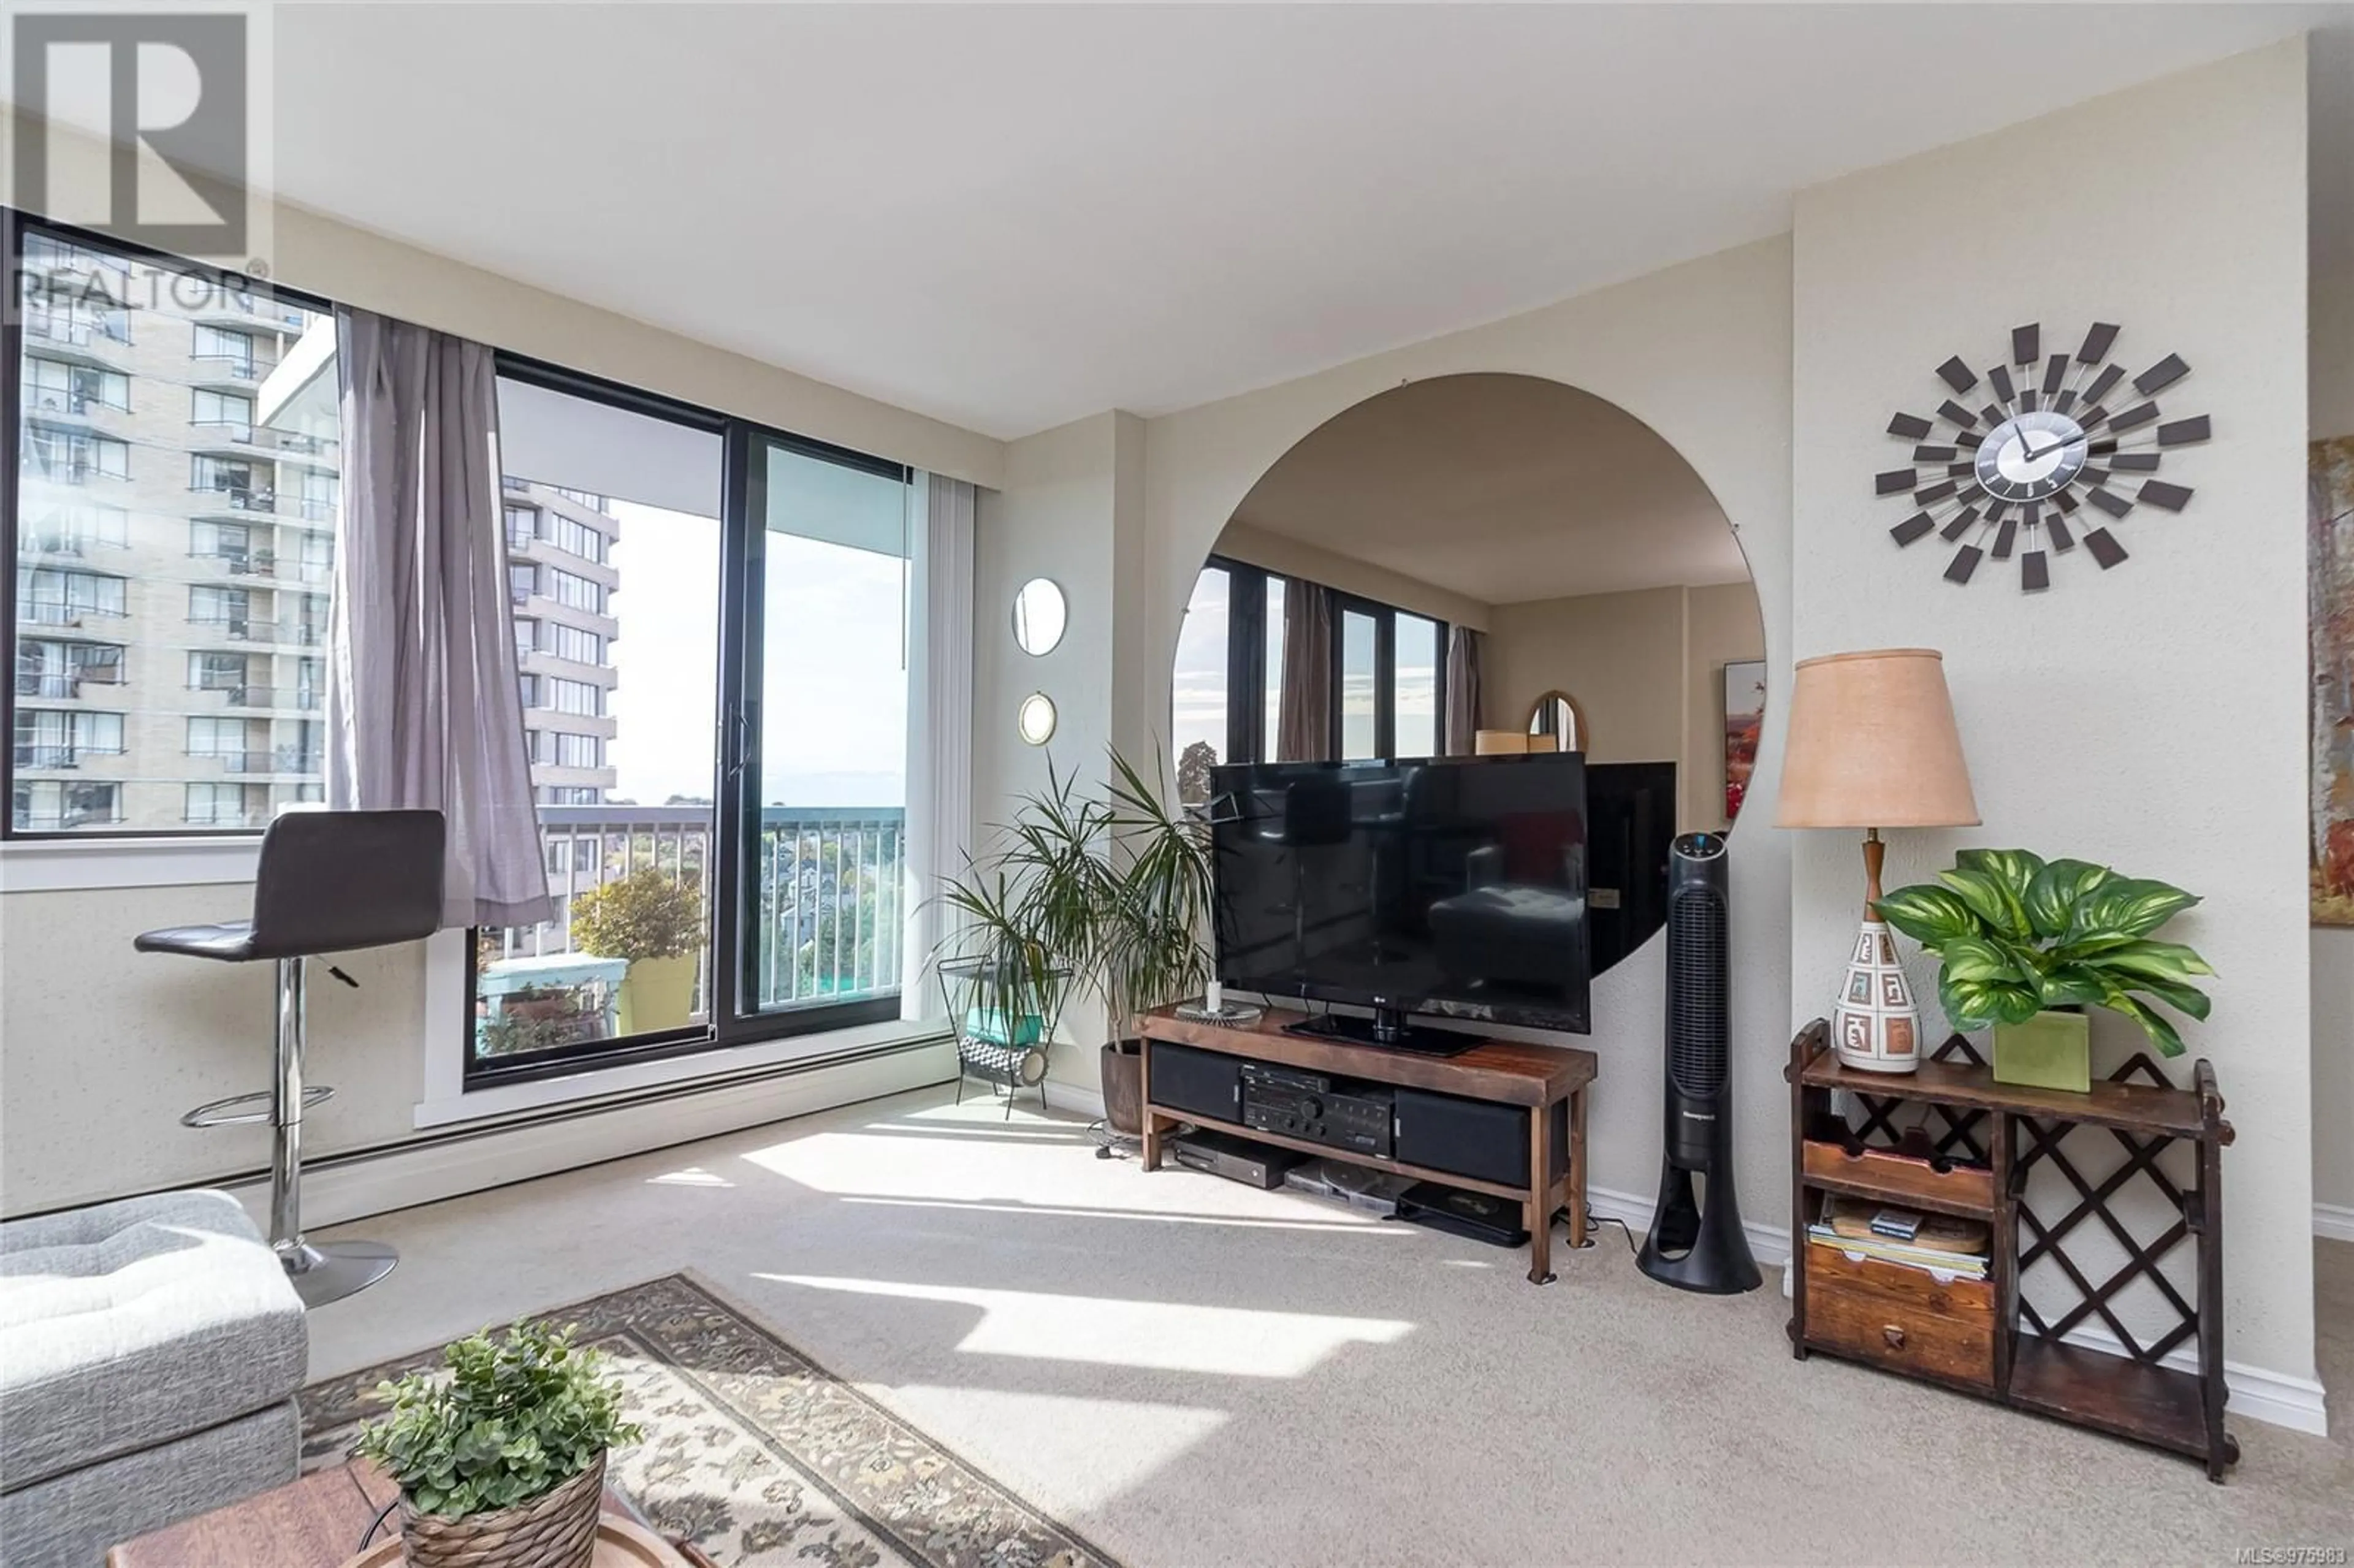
[[181, 1084, 333, 1128]]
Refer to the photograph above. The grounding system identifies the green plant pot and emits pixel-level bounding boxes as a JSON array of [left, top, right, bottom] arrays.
[[618, 954, 698, 1036], [1992, 1010, 2091, 1093]]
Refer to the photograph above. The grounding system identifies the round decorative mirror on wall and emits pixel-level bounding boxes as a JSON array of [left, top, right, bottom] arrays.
[[1168, 372, 1762, 982], [1016, 691, 1058, 746], [1526, 690, 1586, 753], [1012, 578, 1068, 657]]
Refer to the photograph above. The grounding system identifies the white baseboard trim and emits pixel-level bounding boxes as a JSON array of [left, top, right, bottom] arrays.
[[226, 1041, 958, 1232], [1586, 1179, 1794, 1268], [1042, 1078, 1108, 1122], [2036, 1320, 2329, 1437], [2315, 1202, 2354, 1244]]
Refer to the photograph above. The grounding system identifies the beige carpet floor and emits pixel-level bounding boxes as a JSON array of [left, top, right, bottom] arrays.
[[306, 1087, 2352, 1567]]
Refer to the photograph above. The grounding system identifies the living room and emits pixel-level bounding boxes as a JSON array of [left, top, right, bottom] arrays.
[[2, 7, 2350, 1566]]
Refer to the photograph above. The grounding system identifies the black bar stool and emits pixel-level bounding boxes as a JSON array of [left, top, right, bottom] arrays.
[[135, 809, 446, 1307]]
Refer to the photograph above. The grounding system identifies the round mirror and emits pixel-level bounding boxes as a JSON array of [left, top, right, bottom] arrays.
[[1016, 691, 1058, 746], [1526, 690, 1585, 753], [1012, 578, 1068, 656]]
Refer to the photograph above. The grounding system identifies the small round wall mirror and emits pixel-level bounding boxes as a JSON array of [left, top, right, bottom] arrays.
[[1017, 691, 1058, 746], [1013, 579, 1067, 657], [1527, 690, 1585, 753]]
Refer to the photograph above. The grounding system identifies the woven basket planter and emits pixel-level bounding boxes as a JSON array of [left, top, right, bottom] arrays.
[[396, 1452, 604, 1568]]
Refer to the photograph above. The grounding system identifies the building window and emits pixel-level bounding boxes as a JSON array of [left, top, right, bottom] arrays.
[[190, 387, 255, 435], [509, 563, 536, 603], [542, 623, 602, 664], [504, 504, 536, 551], [23, 357, 129, 415], [517, 672, 540, 708], [15, 707, 124, 765], [191, 324, 255, 376], [544, 512, 605, 563], [7, 224, 337, 832], [23, 424, 129, 484], [547, 568, 603, 613], [547, 677, 603, 716], [550, 732, 603, 769], [1171, 565, 1230, 804]]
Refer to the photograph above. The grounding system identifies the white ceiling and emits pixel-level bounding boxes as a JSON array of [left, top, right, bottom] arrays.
[[1224, 373, 1748, 606], [264, 4, 2348, 441]]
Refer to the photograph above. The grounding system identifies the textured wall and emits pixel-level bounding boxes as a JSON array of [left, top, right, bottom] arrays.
[[1791, 41, 2312, 1377]]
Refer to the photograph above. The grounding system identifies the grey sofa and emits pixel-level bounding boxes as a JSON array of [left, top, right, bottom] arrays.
[[1, 1189, 307, 1567]]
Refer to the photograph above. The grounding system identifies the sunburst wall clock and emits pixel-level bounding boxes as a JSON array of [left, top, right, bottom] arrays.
[[1877, 322, 2210, 592]]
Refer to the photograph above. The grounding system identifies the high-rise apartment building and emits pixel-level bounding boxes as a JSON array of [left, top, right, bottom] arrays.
[[10, 230, 618, 832]]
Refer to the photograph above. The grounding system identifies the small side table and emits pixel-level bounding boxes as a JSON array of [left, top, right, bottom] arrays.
[[936, 955, 1067, 1118]]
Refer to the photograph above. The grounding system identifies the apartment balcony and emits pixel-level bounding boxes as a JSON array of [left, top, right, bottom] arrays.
[[189, 486, 280, 517], [14, 671, 120, 700], [184, 809, 269, 829], [18, 314, 130, 363], [484, 804, 907, 1027], [17, 602, 125, 628], [13, 744, 117, 770], [209, 748, 324, 777], [18, 391, 123, 427], [23, 806, 123, 831]]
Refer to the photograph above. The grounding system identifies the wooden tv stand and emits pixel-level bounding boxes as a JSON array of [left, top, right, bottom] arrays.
[[1136, 1007, 1597, 1284]]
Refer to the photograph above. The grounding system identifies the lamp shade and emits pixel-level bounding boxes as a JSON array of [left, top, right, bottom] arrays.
[[1774, 649, 1980, 829]]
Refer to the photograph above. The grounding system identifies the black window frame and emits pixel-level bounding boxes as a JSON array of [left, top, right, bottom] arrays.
[[0, 207, 937, 1088], [1192, 553, 1449, 767]]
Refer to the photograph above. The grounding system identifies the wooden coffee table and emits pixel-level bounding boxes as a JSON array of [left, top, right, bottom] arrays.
[[106, 1461, 715, 1568]]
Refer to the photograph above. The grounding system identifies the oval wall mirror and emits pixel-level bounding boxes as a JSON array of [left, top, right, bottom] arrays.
[[1012, 578, 1068, 657], [1526, 690, 1586, 753], [1016, 691, 1058, 746], [1168, 372, 1762, 984]]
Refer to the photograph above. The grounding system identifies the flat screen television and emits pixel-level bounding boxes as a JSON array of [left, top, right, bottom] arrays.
[[1209, 753, 1592, 1042]]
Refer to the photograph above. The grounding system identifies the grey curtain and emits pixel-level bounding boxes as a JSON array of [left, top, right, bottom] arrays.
[[327, 308, 552, 930], [1444, 625, 1482, 756], [1276, 579, 1334, 763]]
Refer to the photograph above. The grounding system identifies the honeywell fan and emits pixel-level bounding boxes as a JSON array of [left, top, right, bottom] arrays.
[[1637, 832, 1761, 1293]]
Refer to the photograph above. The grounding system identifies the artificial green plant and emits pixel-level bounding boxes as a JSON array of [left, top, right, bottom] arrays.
[[1874, 848, 2215, 1057]]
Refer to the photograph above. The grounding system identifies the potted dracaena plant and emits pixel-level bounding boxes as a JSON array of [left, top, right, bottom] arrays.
[[352, 1319, 642, 1568], [1875, 848, 2216, 1092], [935, 751, 1214, 1133], [571, 868, 703, 1035]]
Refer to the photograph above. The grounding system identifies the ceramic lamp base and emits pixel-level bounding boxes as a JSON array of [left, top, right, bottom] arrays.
[[1833, 917, 1920, 1074]]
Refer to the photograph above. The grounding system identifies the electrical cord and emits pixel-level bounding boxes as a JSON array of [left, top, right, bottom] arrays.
[[1570, 1213, 1639, 1255], [360, 1497, 397, 1551]]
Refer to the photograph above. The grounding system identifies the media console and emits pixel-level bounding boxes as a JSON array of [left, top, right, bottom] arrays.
[[1137, 1005, 1598, 1284]]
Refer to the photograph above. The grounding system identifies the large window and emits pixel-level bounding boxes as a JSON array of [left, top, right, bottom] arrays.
[[1173, 555, 1448, 772], [4, 220, 340, 834]]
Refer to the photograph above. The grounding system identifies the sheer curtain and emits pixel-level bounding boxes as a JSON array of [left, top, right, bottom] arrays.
[[1276, 578, 1334, 762], [902, 471, 975, 1022], [326, 308, 550, 929], [1444, 625, 1484, 756]]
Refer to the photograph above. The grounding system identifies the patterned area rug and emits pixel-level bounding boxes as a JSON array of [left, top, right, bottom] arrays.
[[300, 1273, 1121, 1568]]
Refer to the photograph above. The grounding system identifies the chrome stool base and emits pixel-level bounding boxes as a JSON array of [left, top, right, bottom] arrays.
[[280, 1239, 398, 1308]]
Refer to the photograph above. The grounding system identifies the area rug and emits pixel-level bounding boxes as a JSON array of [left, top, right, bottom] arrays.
[[300, 1273, 1121, 1568]]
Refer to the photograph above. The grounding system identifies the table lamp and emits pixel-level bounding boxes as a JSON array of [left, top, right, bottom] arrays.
[[1775, 649, 1979, 1073]]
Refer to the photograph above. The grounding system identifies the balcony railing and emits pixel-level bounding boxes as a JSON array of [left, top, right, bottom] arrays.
[[15, 671, 117, 698], [18, 601, 124, 625], [12, 743, 115, 769], [482, 804, 908, 1024], [208, 748, 323, 776]]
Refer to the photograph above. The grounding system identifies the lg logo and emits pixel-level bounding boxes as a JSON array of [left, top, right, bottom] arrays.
[[10, 11, 255, 258]]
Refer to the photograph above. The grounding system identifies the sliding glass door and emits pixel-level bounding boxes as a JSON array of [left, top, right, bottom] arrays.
[[728, 434, 914, 1033]]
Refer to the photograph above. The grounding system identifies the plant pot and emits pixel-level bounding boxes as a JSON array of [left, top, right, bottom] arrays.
[[1992, 1009, 2091, 1093], [398, 1451, 604, 1568], [617, 954, 696, 1036], [1100, 1040, 1143, 1135]]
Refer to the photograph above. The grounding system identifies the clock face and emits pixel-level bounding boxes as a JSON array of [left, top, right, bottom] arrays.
[[1876, 321, 2210, 592], [1975, 411, 2086, 502]]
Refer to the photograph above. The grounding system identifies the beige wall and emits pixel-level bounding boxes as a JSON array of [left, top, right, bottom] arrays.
[[1483, 581, 1766, 835], [2312, 255, 2353, 1225], [1791, 42, 2312, 1380], [1210, 522, 1494, 632]]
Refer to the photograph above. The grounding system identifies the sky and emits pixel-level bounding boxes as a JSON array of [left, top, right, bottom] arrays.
[[602, 500, 907, 809]]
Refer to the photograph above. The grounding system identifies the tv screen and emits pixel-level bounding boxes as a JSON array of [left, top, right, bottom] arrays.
[[1209, 754, 1591, 1034]]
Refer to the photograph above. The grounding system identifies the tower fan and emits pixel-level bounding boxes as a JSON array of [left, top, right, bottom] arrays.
[[1637, 832, 1761, 1293]]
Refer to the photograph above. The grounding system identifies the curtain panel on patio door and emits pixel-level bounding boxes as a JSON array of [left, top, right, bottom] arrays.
[[901, 472, 975, 1023], [1444, 624, 1483, 756], [1276, 578, 1334, 762], [327, 308, 552, 929]]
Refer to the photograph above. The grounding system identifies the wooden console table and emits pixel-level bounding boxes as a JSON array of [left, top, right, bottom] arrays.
[[1786, 1018, 2238, 1479], [1137, 1007, 1596, 1284]]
